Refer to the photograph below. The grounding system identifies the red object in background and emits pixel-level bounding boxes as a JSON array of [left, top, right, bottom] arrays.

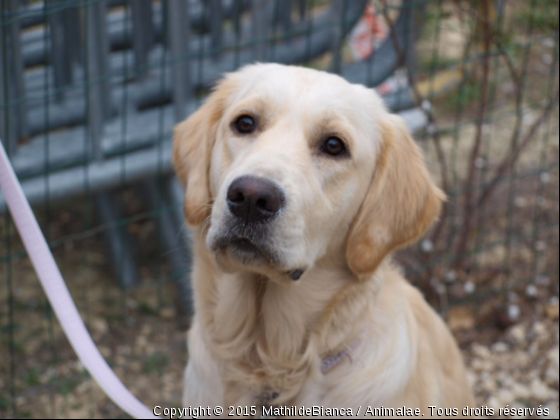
[[348, 4, 388, 60]]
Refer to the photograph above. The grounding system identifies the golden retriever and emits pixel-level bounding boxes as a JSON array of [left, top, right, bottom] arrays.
[[173, 63, 475, 417]]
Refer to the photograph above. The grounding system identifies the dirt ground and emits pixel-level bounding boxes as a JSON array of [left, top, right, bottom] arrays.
[[0, 227, 558, 419]]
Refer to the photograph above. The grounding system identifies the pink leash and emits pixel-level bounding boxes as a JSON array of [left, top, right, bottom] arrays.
[[0, 140, 159, 419]]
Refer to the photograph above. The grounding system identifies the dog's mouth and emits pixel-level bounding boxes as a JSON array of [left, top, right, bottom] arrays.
[[229, 238, 265, 261], [209, 220, 307, 281], [212, 234, 274, 266], [211, 236, 306, 282]]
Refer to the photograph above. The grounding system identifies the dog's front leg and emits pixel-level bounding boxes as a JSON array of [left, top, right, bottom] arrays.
[[182, 322, 225, 415]]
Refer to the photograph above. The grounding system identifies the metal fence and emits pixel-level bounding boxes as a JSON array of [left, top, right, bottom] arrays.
[[1, 0, 558, 418]]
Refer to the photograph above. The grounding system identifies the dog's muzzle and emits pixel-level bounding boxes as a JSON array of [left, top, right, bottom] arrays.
[[211, 176, 307, 280], [210, 176, 285, 266]]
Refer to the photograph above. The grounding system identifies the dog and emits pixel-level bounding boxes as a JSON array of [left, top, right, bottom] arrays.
[[173, 63, 475, 417]]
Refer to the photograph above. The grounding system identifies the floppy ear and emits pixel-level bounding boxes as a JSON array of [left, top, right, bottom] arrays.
[[173, 81, 232, 226], [346, 114, 445, 279]]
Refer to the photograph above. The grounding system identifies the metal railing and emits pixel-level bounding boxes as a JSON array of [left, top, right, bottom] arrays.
[[1, 0, 424, 296]]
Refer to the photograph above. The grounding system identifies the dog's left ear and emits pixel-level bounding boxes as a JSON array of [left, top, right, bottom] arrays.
[[173, 79, 233, 226], [346, 114, 445, 279]]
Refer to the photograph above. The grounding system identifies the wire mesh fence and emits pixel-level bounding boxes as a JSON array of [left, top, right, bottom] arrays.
[[1, 0, 558, 418]]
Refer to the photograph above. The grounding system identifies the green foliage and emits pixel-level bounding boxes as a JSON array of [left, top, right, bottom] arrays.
[[513, 0, 559, 33], [0, 394, 9, 410], [22, 367, 41, 386], [442, 77, 483, 109], [418, 54, 459, 72], [138, 301, 158, 316], [50, 373, 86, 396], [142, 352, 169, 374]]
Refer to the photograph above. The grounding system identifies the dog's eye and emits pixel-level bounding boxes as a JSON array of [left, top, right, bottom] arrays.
[[234, 115, 256, 134], [321, 137, 346, 157]]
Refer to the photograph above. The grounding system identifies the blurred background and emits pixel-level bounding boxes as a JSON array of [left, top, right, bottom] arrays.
[[0, 0, 558, 418]]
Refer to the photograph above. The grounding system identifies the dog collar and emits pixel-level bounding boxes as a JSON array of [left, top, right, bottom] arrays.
[[255, 332, 365, 417], [320, 333, 364, 374]]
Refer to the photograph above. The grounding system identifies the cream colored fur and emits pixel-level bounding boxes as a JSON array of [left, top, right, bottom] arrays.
[[173, 63, 475, 417]]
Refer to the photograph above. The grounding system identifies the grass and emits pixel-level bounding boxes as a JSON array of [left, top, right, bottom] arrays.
[[0, 336, 27, 356], [142, 353, 169, 375], [49, 370, 90, 396], [0, 394, 9, 410], [138, 301, 158, 316], [22, 367, 41, 387]]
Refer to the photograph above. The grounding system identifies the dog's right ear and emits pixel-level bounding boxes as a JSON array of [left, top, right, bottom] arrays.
[[173, 80, 232, 226]]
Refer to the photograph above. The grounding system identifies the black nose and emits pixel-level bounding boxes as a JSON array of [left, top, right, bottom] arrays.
[[227, 176, 285, 223]]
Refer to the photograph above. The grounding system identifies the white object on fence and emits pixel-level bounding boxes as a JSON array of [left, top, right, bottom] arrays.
[[0, 139, 159, 420]]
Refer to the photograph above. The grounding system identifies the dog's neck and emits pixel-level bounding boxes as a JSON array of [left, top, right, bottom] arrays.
[[191, 235, 382, 406]]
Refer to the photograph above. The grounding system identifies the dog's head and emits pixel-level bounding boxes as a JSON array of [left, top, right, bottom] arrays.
[[174, 64, 444, 282]]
